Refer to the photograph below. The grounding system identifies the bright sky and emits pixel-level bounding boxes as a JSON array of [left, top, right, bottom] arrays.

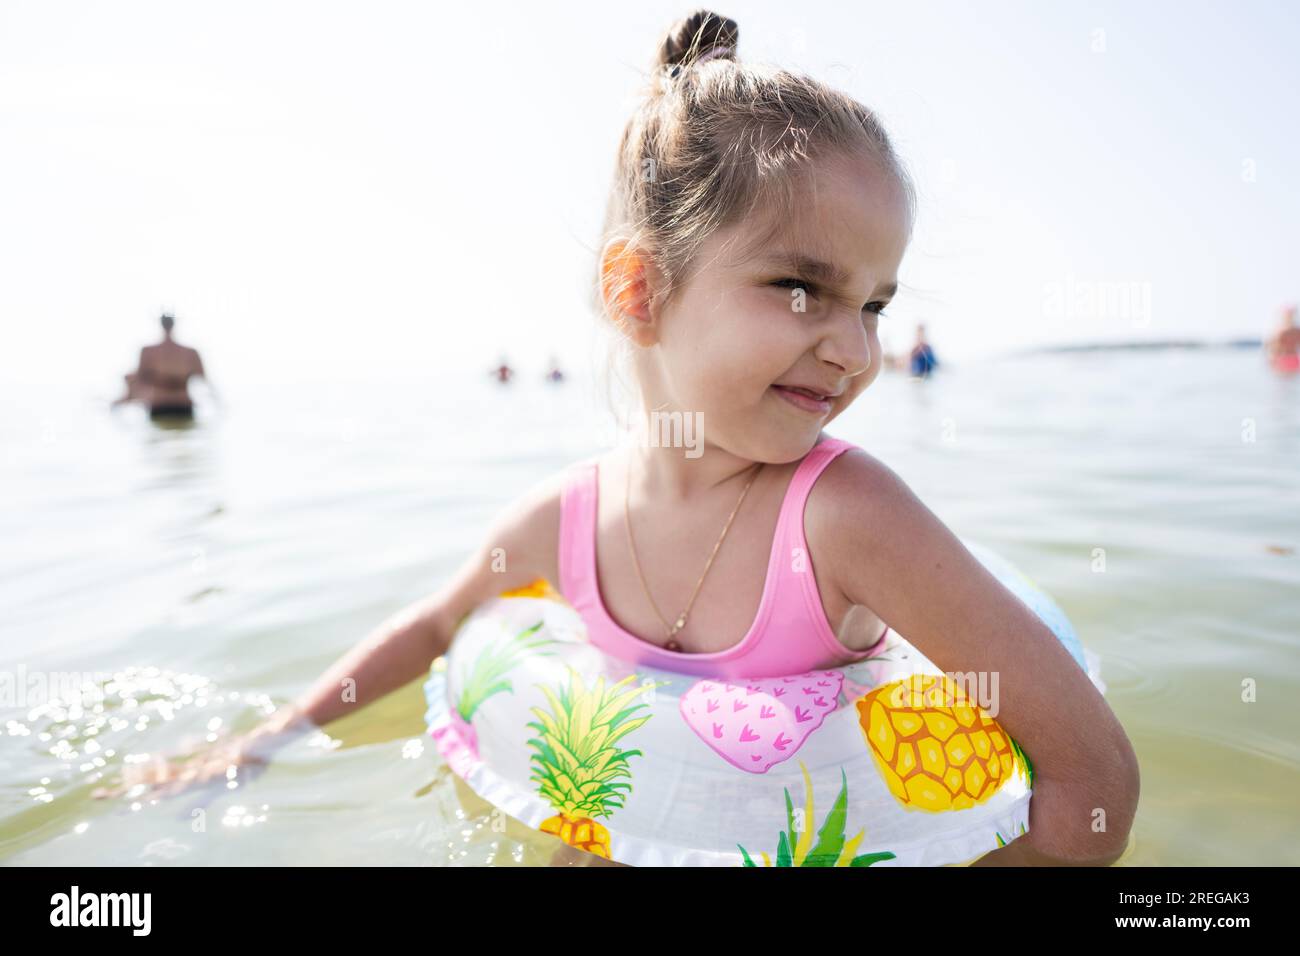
[[2, 0, 1296, 388]]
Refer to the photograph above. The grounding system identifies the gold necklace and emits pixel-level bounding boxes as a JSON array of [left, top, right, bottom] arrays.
[[624, 456, 764, 651]]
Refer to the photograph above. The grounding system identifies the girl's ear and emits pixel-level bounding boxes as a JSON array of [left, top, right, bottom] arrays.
[[600, 238, 658, 345]]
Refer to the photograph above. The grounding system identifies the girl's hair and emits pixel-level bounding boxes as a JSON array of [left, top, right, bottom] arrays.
[[590, 9, 916, 425]]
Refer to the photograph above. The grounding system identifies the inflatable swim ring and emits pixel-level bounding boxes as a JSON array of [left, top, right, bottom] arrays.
[[423, 540, 1104, 867]]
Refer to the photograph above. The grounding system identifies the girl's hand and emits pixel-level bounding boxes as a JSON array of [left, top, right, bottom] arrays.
[[91, 707, 311, 802]]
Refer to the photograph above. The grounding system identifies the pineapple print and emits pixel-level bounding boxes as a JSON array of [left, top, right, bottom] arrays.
[[856, 673, 1033, 811], [447, 618, 556, 759], [526, 667, 664, 859], [738, 761, 896, 867], [443, 579, 567, 759]]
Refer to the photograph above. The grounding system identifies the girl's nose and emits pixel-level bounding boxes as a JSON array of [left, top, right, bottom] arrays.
[[814, 310, 874, 377]]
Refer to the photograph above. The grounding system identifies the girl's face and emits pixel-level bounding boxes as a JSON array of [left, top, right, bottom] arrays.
[[631, 151, 912, 464]]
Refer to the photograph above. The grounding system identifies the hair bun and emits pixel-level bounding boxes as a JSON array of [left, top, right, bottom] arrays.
[[659, 10, 739, 74]]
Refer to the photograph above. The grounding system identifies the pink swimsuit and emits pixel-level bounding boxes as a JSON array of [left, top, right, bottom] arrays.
[[557, 435, 889, 679]]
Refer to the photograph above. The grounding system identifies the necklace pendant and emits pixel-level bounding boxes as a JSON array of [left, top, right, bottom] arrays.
[[671, 614, 687, 634]]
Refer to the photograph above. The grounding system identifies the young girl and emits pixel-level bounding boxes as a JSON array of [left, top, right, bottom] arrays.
[[99, 10, 1138, 866]]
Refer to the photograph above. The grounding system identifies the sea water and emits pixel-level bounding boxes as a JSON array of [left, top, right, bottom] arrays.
[[1, 347, 1296, 865]]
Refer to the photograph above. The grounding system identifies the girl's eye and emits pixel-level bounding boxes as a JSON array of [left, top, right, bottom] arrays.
[[772, 278, 890, 318], [771, 277, 816, 295]]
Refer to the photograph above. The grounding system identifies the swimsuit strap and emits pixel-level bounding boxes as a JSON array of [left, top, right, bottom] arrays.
[[761, 436, 884, 669]]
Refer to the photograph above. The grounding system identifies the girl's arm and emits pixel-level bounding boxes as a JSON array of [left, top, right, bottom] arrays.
[[96, 472, 565, 798], [814, 450, 1139, 866], [266, 470, 566, 737]]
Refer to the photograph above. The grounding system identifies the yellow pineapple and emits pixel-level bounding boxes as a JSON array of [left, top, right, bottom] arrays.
[[855, 673, 1033, 811], [526, 667, 663, 859]]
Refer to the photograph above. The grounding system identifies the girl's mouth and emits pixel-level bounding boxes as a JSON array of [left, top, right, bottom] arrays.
[[771, 385, 832, 414]]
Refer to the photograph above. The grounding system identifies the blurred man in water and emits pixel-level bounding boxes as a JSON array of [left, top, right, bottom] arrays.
[[112, 312, 216, 420]]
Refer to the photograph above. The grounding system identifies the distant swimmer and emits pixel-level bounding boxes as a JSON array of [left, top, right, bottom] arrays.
[[545, 354, 565, 383], [910, 323, 939, 378], [1265, 303, 1300, 374], [490, 355, 514, 384], [111, 312, 216, 421]]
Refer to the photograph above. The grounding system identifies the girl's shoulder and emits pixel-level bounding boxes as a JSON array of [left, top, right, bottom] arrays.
[[805, 439, 893, 495], [802, 444, 911, 600], [473, 463, 584, 591], [805, 443, 899, 517], [494, 449, 624, 573]]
